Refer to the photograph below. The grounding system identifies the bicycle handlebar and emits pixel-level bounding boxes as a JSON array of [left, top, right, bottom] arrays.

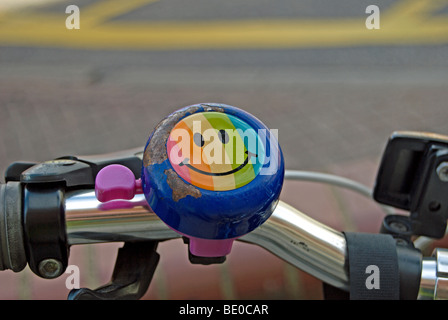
[[65, 190, 349, 290], [2, 153, 448, 299], [62, 176, 448, 300]]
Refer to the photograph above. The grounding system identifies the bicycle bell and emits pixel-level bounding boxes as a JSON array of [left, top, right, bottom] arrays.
[[95, 103, 285, 258], [141, 103, 284, 257]]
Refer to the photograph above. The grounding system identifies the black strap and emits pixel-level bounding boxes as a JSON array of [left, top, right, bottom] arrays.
[[343, 232, 400, 300]]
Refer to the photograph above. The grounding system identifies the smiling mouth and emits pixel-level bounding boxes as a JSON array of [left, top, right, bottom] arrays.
[[178, 151, 257, 176]]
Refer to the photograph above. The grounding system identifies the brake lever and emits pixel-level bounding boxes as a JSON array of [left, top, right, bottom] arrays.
[[68, 241, 159, 300]]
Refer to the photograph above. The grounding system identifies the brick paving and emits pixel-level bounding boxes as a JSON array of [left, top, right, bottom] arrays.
[[1, 78, 447, 175]]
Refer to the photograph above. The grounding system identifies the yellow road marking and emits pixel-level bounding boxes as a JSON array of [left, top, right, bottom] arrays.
[[384, 0, 447, 21], [81, 0, 159, 26], [0, 0, 447, 50]]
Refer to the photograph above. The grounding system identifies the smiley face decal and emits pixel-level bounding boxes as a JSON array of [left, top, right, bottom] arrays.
[[167, 112, 265, 191]]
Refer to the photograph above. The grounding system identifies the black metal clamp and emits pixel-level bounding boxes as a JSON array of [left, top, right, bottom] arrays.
[[4, 148, 143, 279], [23, 184, 69, 279], [4, 148, 161, 299]]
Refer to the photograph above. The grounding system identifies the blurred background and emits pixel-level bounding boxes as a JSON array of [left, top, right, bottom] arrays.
[[0, 0, 447, 300]]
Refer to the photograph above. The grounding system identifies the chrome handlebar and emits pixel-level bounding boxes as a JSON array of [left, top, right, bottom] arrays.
[[64, 181, 448, 300], [419, 249, 448, 299], [65, 193, 349, 291], [2, 156, 447, 299]]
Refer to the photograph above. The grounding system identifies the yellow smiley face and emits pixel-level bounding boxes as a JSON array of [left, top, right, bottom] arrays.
[[167, 112, 265, 191]]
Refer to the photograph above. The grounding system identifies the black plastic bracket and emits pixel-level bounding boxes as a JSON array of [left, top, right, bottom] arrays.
[[374, 131, 448, 238], [409, 145, 448, 238], [68, 241, 160, 300], [5, 147, 143, 190]]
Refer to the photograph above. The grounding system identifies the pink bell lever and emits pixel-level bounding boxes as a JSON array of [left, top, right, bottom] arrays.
[[95, 164, 142, 202]]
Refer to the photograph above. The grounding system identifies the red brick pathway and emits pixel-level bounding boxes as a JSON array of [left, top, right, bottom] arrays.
[[0, 69, 447, 299]]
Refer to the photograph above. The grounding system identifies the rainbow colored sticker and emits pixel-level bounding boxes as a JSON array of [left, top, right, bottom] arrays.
[[167, 112, 265, 191]]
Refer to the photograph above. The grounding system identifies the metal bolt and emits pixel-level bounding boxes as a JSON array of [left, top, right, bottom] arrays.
[[38, 259, 63, 279], [437, 162, 448, 182]]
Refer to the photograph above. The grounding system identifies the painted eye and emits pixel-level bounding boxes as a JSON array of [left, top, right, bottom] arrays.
[[218, 129, 229, 144], [193, 132, 205, 147]]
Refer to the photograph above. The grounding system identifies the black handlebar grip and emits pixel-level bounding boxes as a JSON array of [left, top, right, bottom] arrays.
[[0, 182, 27, 272]]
